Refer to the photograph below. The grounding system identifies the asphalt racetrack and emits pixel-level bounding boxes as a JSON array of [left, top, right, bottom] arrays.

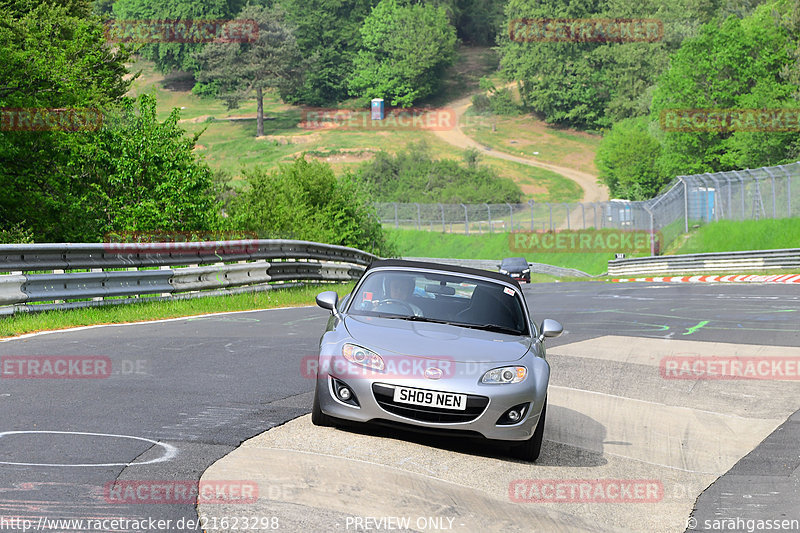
[[1, 281, 798, 532]]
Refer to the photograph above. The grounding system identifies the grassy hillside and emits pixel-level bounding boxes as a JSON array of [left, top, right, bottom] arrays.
[[672, 219, 800, 254], [387, 229, 618, 275], [124, 47, 592, 203], [462, 110, 602, 176]]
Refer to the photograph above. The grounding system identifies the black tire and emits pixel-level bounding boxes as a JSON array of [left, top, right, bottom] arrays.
[[509, 398, 546, 462], [311, 380, 336, 427]]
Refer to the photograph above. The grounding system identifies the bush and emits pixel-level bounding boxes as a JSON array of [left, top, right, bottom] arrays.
[[228, 156, 394, 256], [472, 93, 491, 114], [356, 141, 522, 203], [489, 89, 521, 116], [596, 117, 665, 200]]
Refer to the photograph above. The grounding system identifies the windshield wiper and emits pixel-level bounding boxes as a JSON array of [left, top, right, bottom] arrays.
[[380, 315, 449, 324], [373, 315, 524, 335], [447, 321, 524, 336], [478, 323, 524, 335]]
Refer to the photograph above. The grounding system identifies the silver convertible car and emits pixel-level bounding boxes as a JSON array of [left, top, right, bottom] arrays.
[[312, 259, 563, 461]]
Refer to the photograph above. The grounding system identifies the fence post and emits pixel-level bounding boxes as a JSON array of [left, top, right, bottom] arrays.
[[485, 203, 492, 233], [528, 200, 535, 230], [461, 203, 469, 235], [548, 203, 553, 230], [563, 203, 570, 230], [643, 204, 656, 256], [763, 167, 778, 218], [746, 169, 765, 220], [778, 165, 792, 217], [580, 204, 585, 229], [678, 177, 688, 233], [732, 170, 746, 219], [394, 202, 399, 228], [724, 171, 733, 220], [439, 203, 445, 233], [506, 202, 513, 231]]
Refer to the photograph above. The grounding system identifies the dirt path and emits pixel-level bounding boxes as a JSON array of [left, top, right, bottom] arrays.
[[431, 92, 609, 203]]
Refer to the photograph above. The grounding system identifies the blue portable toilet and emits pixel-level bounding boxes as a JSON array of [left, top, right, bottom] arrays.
[[688, 187, 716, 221], [371, 98, 384, 120]]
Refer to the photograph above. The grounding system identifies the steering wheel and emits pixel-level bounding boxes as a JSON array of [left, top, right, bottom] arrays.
[[374, 299, 423, 317]]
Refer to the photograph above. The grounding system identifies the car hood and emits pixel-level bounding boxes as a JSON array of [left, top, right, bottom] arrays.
[[343, 315, 531, 363]]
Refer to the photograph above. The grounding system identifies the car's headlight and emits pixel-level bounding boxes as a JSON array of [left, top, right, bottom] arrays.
[[499, 269, 508, 274], [481, 366, 527, 384], [343, 344, 384, 371], [522, 268, 530, 274]]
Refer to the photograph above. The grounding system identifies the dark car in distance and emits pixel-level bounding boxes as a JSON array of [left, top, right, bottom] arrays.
[[499, 257, 531, 283]]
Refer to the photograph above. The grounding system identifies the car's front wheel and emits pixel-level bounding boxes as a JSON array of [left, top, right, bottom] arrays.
[[509, 398, 546, 462], [311, 380, 336, 427]]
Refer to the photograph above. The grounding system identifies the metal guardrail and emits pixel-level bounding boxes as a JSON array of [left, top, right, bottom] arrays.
[[607, 248, 800, 276], [0, 240, 378, 315]]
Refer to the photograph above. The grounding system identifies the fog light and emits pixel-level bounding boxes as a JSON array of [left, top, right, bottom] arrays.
[[497, 403, 529, 425], [338, 387, 352, 401]]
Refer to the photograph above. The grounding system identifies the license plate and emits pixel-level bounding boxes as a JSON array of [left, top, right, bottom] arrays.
[[392, 386, 467, 411]]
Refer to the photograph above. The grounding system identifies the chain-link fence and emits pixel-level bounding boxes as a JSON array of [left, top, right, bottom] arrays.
[[375, 161, 800, 254]]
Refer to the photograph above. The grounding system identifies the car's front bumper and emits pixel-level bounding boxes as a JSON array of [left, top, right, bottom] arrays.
[[316, 356, 549, 441]]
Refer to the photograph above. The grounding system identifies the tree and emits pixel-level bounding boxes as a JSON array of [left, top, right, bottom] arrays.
[[0, 0, 132, 241], [650, 2, 798, 176], [195, 5, 305, 137], [596, 117, 664, 199], [348, 0, 458, 107], [111, 0, 230, 73], [278, 0, 378, 106], [71, 94, 220, 237], [497, 0, 741, 128], [427, 0, 508, 45]]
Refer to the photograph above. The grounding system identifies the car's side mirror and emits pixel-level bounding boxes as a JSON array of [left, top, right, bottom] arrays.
[[538, 318, 563, 342], [316, 291, 339, 314]]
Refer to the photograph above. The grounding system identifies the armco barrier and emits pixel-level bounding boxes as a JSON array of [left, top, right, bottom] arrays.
[[607, 248, 800, 276], [0, 240, 377, 314]]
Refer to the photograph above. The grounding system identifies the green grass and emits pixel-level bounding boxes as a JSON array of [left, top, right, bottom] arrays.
[[462, 111, 601, 175], [673, 218, 800, 254], [388, 229, 627, 275], [0, 282, 353, 339]]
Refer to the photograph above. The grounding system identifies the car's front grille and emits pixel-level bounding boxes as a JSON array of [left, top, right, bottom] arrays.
[[372, 383, 489, 423]]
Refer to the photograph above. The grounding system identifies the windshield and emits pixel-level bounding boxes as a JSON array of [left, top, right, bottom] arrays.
[[502, 258, 528, 269], [347, 269, 529, 336]]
